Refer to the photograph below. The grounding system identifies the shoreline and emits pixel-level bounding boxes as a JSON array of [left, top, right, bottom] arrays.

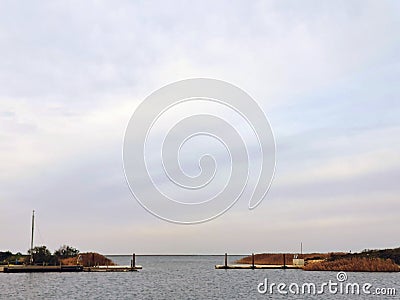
[[235, 248, 400, 272]]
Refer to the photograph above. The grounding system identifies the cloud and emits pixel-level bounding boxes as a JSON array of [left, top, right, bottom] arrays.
[[0, 0, 399, 253]]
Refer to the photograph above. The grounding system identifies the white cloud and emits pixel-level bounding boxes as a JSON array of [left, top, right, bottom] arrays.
[[0, 0, 399, 253]]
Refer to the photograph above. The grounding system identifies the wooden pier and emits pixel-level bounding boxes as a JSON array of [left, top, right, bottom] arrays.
[[215, 253, 303, 270], [1, 253, 142, 273], [1, 265, 83, 273], [1, 264, 142, 273], [215, 264, 302, 269], [83, 253, 142, 272], [84, 265, 142, 272]]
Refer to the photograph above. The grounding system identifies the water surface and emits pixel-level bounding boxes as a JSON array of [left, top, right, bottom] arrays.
[[1, 255, 398, 299]]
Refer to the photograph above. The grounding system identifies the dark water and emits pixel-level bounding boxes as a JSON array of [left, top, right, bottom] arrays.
[[0, 255, 398, 299]]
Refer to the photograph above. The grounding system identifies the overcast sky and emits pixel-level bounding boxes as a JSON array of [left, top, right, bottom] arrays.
[[1, 0, 399, 255]]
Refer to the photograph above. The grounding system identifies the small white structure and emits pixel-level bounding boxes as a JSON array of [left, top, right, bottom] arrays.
[[293, 258, 305, 266]]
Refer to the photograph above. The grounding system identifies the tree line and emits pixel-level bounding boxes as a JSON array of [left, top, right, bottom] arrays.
[[0, 245, 79, 265]]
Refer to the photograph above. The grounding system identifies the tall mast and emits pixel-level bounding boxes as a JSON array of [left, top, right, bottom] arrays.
[[301, 242, 303, 257], [30, 210, 35, 264]]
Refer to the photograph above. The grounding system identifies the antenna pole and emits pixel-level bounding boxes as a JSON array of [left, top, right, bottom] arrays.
[[30, 210, 35, 264]]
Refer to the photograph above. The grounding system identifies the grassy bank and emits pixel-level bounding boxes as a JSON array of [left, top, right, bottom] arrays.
[[304, 257, 399, 272], [60, 252, 115, 266]]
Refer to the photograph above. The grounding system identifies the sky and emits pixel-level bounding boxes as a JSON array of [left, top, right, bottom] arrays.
[[0, 0, 399, 255]]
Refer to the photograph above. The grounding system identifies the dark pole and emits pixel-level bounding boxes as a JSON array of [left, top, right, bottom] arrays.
[[30, 210, 35, 265], [252, 253, 255, 269], [283, 254, 286, 268], [301, 242, 303, 258], [132, 253, 136, 268], [224, 253, 227, 268]]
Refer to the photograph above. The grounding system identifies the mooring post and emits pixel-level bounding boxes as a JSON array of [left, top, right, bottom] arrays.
[[132, 253, 136, 268], [283, 254, 286, 268], [224, 253, 228, 268], [252, 253, 255, 269]]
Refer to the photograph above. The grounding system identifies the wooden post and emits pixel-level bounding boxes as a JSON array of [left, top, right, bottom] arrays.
[[252, 253, 255, 269], [283, 254, 286, 268], [224, 253, 228, 268], [132, 253, 136, 268]]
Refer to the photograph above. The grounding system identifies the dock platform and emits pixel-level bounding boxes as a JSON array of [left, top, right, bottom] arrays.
[[215, 253, 304, 270], [1, 265, 83, 273], [215, 264, 302, 269], [84, 265, 142, 272], [1, 265, 143, 273]]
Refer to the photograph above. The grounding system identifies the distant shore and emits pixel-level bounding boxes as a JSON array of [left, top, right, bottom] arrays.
[[236, 247, 400, 272], [0, 248, 115, 267]]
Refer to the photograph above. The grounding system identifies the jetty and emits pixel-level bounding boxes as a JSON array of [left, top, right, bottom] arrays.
[[1, 265, 142, 273], [84, 265, 142, 272], [1, 253, 142, 273], [215, 253, 304, 270], [215, 264, 302, 269], [1, 265, 83, 273]]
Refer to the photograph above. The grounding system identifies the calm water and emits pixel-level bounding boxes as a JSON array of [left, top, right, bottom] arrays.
[[0, 255, 398, 299]]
